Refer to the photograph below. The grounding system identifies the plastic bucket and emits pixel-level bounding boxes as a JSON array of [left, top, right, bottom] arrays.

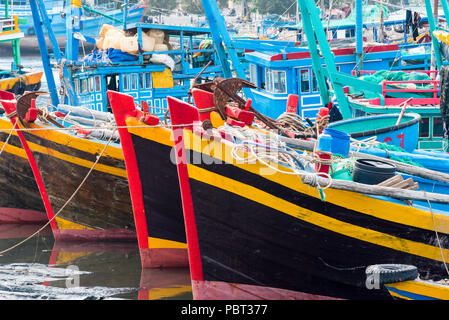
[[323, 128, 350, 157], [317, 134, 332, 152], [352, 159, 396, 185]]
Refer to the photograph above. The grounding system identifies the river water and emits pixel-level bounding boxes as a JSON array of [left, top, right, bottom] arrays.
[[0, 55, 193, 300]]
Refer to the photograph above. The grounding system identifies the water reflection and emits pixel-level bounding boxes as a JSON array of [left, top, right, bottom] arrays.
[[0, 224, 192, 299]]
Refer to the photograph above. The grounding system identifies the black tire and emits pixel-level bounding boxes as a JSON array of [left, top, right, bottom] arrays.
[[366, 264, 418, 285], [440, 66, 449, 147], [27, 27, 35, 36], [439, 65, 449, 120]]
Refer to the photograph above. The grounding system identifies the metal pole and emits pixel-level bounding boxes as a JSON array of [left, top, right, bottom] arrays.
[[379, 0, 384, 42], [29, 0, 59, 105], [123, 0, 128, 30], [356, 0, 363, 70]]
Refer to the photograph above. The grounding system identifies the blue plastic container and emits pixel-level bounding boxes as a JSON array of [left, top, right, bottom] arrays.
[[323, 128, 351, 157], [317, 134, 332, 152]]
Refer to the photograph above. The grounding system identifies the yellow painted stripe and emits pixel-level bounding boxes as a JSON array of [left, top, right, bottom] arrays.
[[0, 118, 126, 177], [24, 138, 127, 178], [0, 141, 28, 159], [23, 122, 124, 160], [125, 117, 174, 147], [148, 236, 187, 249], [387, 280, 449, 299], [182, 129, 449, 235], [55, 217, 95, 231], [187, 164, 449, 263]]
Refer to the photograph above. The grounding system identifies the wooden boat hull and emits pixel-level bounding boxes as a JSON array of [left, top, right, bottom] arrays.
[[0, 71, 43, 94], [16, 120, 136, 242], [0, 116, 46, 223], [168, 97, 449, 300], [109, 91, 188, 268], [384, 279, 449, 300]]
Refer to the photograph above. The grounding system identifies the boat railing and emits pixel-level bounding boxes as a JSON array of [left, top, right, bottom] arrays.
[[351, 70, 439, 80], [0, 15, 20, 34], [365, 79, 440, 107], [382, 80, 440, 98]]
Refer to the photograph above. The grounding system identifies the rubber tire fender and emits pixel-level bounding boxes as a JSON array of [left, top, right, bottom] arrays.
[[366, 264, 418, 285]]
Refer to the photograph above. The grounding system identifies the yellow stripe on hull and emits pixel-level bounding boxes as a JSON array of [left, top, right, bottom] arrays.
[[181, 129, 449, 263], [55, 217, 95, 231], [23, 122, 124, 160], [181, 129, 449, 235], [386, 280, 449, 300], [126, 117, 174, 147], [148, 237, 187, 249], [0, 71, 43, 91]]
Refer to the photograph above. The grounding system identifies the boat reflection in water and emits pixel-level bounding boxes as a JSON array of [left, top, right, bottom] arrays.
[[0, 224, 192, 300]]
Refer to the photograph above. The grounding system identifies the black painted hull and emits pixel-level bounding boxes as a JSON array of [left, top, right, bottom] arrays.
[[176, 129, 449, 300]]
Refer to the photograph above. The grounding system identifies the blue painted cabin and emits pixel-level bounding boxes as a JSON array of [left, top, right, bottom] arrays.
[[64, 23, 221, 117], [245, 42, 432, 121]]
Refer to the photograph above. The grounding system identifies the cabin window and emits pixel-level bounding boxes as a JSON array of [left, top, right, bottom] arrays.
[[311, 70, 318, 92], [131, 73, 138, 90], [94, 76, 101, 92], [88, 77, 94, 93], [81, 79, 87, 93], [123, 74, 129, 91], [266, 69, 286, 94], [433, 117, 444, 138], [139, 73, 144, 89], [419, 117, 430, 138], [74, 79, 80, 94], [174, 79, 184, 86], [249, 64, 258, 85], [145, 72, 152, 89], [300, 69, 310, 93]]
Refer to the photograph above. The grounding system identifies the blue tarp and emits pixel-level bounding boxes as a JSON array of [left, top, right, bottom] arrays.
[[83, 48, 138, 63]]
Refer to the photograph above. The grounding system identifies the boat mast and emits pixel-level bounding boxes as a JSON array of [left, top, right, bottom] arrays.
[[296, 0, 383, 119], [425, 0, 443, 70], [200, 0, 249, 82], [123, 0, 128, 30], [355, 0, 363, 71], [29, 0, 77, 105]]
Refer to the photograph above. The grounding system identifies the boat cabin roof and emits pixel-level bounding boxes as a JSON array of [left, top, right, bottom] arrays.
[[245, 43, 400, 64], [125, 23, 212, 36]]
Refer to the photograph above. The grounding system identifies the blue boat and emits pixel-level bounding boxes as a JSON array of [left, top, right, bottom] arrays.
[[0, 0, 145, 37], [328, 113, 421, 153]]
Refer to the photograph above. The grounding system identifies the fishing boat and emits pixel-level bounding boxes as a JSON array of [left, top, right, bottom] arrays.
[[0, 10, 46, 223], [0, 0, 223, 243], [0, 93, 136, 241], [166, 94, 449, 300], [346, 69, 443, 150], [245, 43, 432, 121], [108, 90, 188, 268], [0, 0, 146, 55]]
